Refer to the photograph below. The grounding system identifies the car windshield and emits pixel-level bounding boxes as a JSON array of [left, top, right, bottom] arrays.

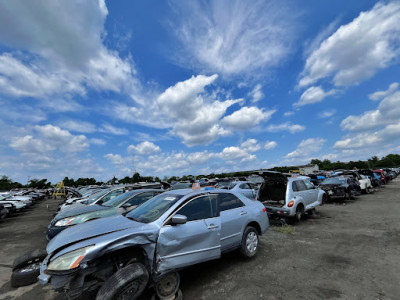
[[127, 193, 184, 223], [322, 178, 346, 184], [86, 189, 109, 204], [102, 191, 139, 207]]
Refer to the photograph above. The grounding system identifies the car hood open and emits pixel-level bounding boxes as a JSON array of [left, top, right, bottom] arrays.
[[253, 171, 287, 183], [47, 215, 150, 254]]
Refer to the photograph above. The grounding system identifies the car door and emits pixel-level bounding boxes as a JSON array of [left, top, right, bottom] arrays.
[[156, 194, 221, 273], [303, 180, 319, 208], [213, 193, 249, 252], [238, 183, 255, 199]]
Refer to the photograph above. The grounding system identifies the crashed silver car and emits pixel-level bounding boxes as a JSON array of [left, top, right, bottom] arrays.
[[256, 171, 326, 221], [39, 189, 269, 299]]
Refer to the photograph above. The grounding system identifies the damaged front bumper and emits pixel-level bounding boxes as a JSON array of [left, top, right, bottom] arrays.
[[38, 254, 100, 298]]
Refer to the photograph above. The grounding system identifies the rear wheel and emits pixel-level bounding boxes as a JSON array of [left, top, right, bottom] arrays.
[[240, 226, 259, 258], [96, 263, 149, 300], [295, 205, 304, 222]]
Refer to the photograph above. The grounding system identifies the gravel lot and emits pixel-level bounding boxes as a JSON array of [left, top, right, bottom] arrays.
[[1, 179, 399, 300]]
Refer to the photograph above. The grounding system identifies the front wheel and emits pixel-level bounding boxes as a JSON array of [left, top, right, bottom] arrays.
[[96, 263, 149, 300], [240, 226, 259, 258]]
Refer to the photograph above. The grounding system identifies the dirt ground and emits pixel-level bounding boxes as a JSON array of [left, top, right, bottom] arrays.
[[1, 179, 399, 300]]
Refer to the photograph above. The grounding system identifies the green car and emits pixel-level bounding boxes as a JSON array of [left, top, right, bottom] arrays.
[[46, 189, 163, 240]]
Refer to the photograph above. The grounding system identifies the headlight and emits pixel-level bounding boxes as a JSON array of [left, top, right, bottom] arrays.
[[55, 217, 77, 227], [47, 245, 94, 271]]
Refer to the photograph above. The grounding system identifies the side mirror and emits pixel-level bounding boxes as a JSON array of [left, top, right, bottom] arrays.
[[122, 203, 132, 208], [171, 214, 187, 225]]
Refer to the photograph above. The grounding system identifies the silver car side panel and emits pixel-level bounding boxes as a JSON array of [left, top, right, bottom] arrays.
[[156, 217, 221, 273]]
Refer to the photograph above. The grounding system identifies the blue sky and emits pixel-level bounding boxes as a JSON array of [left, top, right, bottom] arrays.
[[1, 0, 400, 183]]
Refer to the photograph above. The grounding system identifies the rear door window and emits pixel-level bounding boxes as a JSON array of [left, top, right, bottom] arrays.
[[218, 193, 244, 211], [294, 180, 307, 191]]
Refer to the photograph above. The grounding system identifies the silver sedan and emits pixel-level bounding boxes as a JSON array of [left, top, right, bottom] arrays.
[[40, 189, 269, 299]]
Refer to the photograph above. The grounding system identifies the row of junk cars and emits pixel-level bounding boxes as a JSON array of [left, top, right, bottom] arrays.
[[3, 167, 399, 300]]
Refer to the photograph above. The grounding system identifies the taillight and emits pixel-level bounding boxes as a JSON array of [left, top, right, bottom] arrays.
[[263, 207, 267, 212], [288, 200, 294, 207]]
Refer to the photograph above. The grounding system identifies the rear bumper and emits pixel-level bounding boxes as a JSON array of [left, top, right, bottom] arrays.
[[265, 206, 293, 217]]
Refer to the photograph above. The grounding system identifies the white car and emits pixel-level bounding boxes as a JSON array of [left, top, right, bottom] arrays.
[[337, 171, 372, 194]]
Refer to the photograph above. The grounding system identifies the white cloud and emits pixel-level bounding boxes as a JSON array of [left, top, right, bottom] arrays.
[[266, 122, 305, 134], [9, 124, 89, 154], [128, 141, 161, 156], [90, 138, 106, 145], [241, 139, 261, 152], [318, 109, 336, 119], [368, 82, 398, 101], [299, 2, 400, 88], [131, 140, 262, 176], [168, 0, 297, 76], [0, 0, 139, 99], [59, 120, 96, 133], [334, 123, 400, 150], [283, 111, 294, 117], [341, 90, 400, 132], [10, 135, 55, 154], [286, 138, 326, 160], [294, 86, 336, 107], [99, 124, 129, 135], [156, 74, 240, 146], [221, 106, 275, 130], [217, 146, 249, 161], [105, 153, 126, 166], [264, 141, 277, 150], [34, 124, 89, 153], [249, 84, 264, 103]]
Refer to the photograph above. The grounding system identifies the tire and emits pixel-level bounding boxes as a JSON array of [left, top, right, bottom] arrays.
[[11, 261, 42, 288], [151, 289, 183, 300], [96, 263, 149, 300], [295, 205, 304, 222], [12, 249, 47, 271], [365, 187, 370, 194], [321, 194, 327, 205], [344, 191, 351, 200], [240, 226, 259, 258], [155, 272, 180, 299]]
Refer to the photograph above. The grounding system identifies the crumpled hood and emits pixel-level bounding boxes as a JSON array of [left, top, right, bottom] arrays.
[[54, 204, 108, 221], [47, 215, 149, 254]]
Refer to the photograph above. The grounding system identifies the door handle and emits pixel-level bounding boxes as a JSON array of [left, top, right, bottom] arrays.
[[207, 224, 219, 229], [240, 211, 247, 215]]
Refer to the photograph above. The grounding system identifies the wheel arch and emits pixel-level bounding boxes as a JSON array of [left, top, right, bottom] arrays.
[[246, 221, 262, 235]]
